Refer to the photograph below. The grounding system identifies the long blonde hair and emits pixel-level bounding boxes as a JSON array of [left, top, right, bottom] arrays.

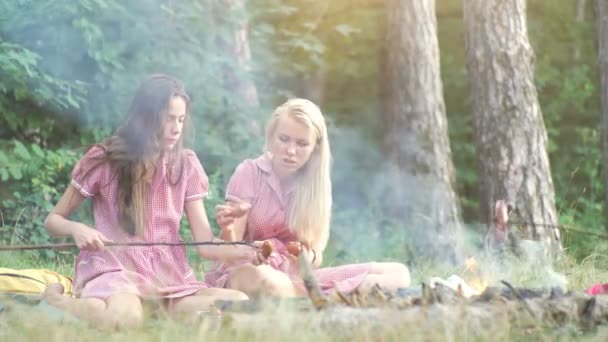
[[265, 99, 332, 252]]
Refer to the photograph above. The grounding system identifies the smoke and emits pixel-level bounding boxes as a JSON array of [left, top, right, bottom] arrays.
[[327, 122, 567, 289], [328, 124, 460, 264], [1, 1, 569, 290]]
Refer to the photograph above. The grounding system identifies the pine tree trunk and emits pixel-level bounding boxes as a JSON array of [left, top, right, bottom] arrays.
[[575, 0, 587, 61], [596, 0, 608, 231], [382, 0, 462, 259], [217, 0, 259, 108], [463, 0, 562, 253]]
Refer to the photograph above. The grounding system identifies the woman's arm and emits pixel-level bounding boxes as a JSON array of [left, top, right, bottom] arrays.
[[216, 200, 249, 241], [185, 199, 256, 262], [45, 185, 111, 250]]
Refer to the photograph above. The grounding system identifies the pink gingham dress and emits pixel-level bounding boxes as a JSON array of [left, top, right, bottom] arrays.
[[204, 154, 370, 294], [70, 145, 210, 300]]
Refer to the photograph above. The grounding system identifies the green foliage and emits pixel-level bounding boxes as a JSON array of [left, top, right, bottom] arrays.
[[0, 41, 87, 145], [0, 141, 80, 258], [0, 0, 266, 255], [0, 0, 606, 265], [527, 2, 605, 259]]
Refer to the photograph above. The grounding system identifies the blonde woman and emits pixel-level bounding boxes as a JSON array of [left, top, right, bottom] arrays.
[[205, 98, 411, 297]]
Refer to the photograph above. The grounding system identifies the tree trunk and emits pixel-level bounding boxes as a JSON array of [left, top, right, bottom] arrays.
[[217, 0, 259, 108], [297, 68, 327, 107], [575, 0, 587, 61], [596, 0, 608, 231], [463, 0, 562, 253], [382, 0, 462, 260]]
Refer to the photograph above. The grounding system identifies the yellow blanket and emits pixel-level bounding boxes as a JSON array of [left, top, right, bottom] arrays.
[[0, 267, 72, 295]]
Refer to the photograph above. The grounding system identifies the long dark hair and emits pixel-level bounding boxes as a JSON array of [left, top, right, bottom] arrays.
[[85, 74, 191, 235]]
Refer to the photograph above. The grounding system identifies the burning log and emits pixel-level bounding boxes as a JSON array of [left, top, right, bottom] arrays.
[[210, 248, 608, 332], [213, 280, 608, 331], [326, 282, 608, 330]]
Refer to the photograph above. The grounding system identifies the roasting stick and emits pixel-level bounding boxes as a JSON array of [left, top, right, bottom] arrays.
[[0, 240, 257, 252]]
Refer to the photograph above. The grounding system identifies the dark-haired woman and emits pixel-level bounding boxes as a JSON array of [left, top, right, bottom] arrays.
[[42, 75, 256, 330]]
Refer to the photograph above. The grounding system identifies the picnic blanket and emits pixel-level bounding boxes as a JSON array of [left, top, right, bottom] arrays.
[[0, 267, 72, 296]]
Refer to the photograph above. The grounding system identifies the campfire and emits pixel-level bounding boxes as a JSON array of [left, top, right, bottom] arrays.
[[427, 256, 489, 298], [211, 201, 606, 333]]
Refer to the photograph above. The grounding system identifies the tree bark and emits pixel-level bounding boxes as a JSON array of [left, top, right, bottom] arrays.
[[596, 0, 608, 231], [575, 0, 587, 61], [463, 0, 562, 253], [217, 0, 259, 108], [382, 0, 462, 259]]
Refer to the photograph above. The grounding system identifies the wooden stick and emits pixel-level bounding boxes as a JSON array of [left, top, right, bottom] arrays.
[[509, 221, 608, 240], [0, 240, 256, 252], [298, 249, 328, 310]]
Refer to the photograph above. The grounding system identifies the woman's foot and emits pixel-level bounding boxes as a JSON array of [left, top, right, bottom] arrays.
[[41, 283, 65, 304]]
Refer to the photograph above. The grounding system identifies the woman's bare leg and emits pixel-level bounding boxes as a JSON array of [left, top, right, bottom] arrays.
[[226, 264, 300, 298], [41, 283, 144, 330], [167, 287, 248, 319], [355, 262, 411, 293]]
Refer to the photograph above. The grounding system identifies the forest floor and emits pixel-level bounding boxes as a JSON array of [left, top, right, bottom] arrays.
[[3, 250, 608, 341]]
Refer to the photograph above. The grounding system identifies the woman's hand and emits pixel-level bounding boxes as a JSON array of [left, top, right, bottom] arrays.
[[286, 241, 317, 265], [215, 200, 251, 239], [70, 223, 112, 251], [221, 240, 272, 265]]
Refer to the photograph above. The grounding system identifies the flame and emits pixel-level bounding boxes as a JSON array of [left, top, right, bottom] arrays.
[[464, 257, 488, 293], [464, 256, 478, 273], [428, 257, 489, 298]]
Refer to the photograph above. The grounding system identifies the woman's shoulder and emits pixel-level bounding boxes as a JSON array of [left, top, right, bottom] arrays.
[[225, 155, 267, 200], [83, 143, 108, 158], [179, 148, 205, 172], [237, 154, 270, 174], [75, 144, 109, 170], [71, 144, 112, 193], [182, 148, 197, 158]]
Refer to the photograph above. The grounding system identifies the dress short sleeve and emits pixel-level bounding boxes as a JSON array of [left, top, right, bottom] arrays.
[[225, 159, 259, 205], [70, 145, 109, 198], [184, 150, 209, 202]]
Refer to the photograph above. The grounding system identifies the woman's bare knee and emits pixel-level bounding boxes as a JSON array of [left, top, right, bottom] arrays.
[[368, 262, 407, 274], [227, 264, 296, 298], [101, 293, 144, 330], [195, 287, 249, 301], [384, 263, 411, 287], [256, 265, 297, 297], [361, 262, 411, 290]]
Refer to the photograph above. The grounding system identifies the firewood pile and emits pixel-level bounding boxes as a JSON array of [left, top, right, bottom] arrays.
[[214, 281, 608, 332], [215, 201, 608, 333], [212, 249, 608, 332]]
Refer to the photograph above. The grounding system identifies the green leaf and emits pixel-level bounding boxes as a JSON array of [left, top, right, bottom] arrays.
[[8, 167, 22, 180], [1, 169, 8, 182], [31, 144, 45, 158], [13, 140, 31, 160]]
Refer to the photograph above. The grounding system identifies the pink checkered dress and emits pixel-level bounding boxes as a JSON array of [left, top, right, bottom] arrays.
[[204, 154, 370, 294], [70, 145, 210, 300]]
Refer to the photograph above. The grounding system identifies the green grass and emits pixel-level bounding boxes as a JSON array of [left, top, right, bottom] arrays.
[[3, 247, 608, 340]]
